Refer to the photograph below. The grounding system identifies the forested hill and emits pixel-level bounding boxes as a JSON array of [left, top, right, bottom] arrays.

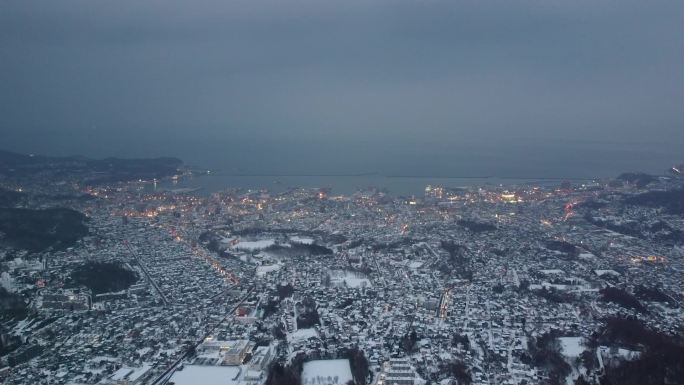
[[0, 207, 88, 252], [0, 149, 182, 184]]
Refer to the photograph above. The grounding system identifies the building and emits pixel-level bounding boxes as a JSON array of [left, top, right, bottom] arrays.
[[103, 365, 152, 385], [40, 289, 90, 311], [249, 345, 274, 371], [377, 359, 415, 385], [196, 338, 254, 366]]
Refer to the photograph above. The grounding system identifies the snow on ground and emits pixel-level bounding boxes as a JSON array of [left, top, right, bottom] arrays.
[[111, 365, 152, 382], [13, 318, 35, 334], [530, 282, 590, 291], [558, 338, 586, 385], [540, 269, 564, 274], [559, 337, 585, 357], [330, 270, 372, 288], [288, 328, 319, 343], [595, 269, 620, 276], [615, 348, 640, 359], [256, 263, 281, 276], [136, 347, 151, 356], [169, 365, 241, 385], [340, 277, 372, 288], [154, 348, 180, 359], [408, 261, 423, 269], [88, 356, 118, 363], [301, 359, 353, 385], [599, 346, 641, 360], [230, 239, 275, 251], [290, 236, 314, 244], [111, 368, 132, 380]]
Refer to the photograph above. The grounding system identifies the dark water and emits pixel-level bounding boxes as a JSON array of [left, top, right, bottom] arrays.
[[151, 139, 679, 196]]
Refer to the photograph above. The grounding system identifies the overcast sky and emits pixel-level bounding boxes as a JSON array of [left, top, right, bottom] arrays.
[[1, 0, 682, 176]]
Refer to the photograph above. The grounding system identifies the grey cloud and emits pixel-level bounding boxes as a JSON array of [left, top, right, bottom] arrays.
[[1, 0, 682, 175]]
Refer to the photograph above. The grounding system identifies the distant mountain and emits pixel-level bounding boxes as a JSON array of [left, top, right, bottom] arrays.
[[0, 187, 26, 207], [0, 150, 38, 165], [624, 188, 684, 215], [0, 149, 182, 184], [616, 172, 656, 188]]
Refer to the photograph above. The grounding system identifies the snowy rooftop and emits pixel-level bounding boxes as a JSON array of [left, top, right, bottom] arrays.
[[168, 365, 241, 385]]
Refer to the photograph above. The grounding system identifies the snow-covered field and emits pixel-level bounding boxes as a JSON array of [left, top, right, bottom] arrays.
[[290, 236, 314, 244], [256, 263, 281, 276], [301, 359, 353, 385], [558, 337, 585, 357], [169, 365, 241, 385], [329, 270, 372, 288], [229, 239, 275, 251], [530, 282, 591, 292], [343, 277, 371, 288]]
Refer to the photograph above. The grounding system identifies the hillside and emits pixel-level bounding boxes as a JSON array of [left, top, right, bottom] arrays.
[[0, 207, 88, 252], [0, 149, 182, 184]]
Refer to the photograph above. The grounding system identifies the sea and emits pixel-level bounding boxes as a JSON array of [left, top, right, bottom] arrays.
[[148, 139, 679, 197]]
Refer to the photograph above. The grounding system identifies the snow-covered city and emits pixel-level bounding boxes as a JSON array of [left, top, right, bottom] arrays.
[[1, 157, 683, 385]]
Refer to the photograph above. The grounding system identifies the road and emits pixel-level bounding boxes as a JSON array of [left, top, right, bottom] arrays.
[[149, 286, 255, 385], [124, 241, 170, 306]]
